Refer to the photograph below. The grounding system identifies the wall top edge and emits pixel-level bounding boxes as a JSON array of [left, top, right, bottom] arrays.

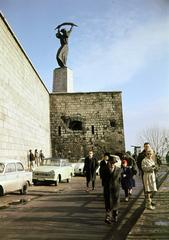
[[50, 91, 122, 95]]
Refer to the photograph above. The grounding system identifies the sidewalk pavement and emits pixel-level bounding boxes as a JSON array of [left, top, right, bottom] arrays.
[[127, 165, 169, 240], [0, 165, 169, 240]]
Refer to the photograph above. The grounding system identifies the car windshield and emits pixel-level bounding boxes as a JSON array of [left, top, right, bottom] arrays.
[[42, 159, 61, 166], [0, 163, 5, 173]]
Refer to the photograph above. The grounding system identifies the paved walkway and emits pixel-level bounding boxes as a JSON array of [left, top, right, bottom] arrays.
[[127, 165, 169, 240], [0, 165, 168, 239]]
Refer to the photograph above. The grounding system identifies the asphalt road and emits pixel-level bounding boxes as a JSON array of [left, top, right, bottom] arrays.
[[0, 174, 145, 240]]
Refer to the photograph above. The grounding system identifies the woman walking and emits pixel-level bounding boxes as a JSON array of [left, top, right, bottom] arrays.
[[141, 148, 157, 210]]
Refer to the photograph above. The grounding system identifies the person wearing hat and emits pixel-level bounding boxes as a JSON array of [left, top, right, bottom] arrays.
[[121, 160, 133, 202], [141, 148, 157, 210], [101, 155, 121, 224], [83, 150, 98, 192], [99, 152, 110, 186]]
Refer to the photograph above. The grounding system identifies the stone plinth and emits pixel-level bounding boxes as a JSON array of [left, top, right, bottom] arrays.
[[53, 67, 73, 93]]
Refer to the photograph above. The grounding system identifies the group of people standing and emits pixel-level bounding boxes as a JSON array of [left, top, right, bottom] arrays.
[[83, 143, 159, 224], [28, 149, 45, 170]]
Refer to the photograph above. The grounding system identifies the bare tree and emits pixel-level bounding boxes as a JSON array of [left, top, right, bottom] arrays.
[[139, 127, 169, 157]]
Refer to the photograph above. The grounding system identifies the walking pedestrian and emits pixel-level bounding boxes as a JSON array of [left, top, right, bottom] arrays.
[[141, 148, 157, 210], [101, 155, 121, 224], [83, 150, 98, 192], [137, 142, 150, 177], [99, 152, 110, 186], [121, 160, 133, 202], [125, 151, 137, 195]]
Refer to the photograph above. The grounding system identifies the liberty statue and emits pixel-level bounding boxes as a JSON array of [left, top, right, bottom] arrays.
[[55, 22, 77, 68]]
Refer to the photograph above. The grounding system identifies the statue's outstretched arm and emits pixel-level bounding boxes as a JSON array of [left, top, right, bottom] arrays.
[[67, 25, 73, 37]]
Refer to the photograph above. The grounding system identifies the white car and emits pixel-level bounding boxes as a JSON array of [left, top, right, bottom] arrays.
[[113, 155, 122, 168], [32, 158, 74, 186], [74, 157, 100, 176], [96, 160, 101, 175], [0, 160, 32, 196], [96, 155, 122, 175], [74, 158, 85, 176]]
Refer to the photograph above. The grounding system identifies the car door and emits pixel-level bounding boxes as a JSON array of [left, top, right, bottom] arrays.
[[64, 161, 71, 179], [4, 163, 18, 192], [60, 160, 67, 180], [16, 162, 25, 189]]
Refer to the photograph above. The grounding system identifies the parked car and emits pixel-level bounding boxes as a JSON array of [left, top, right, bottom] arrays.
[[0, 160, 32, 196], [70, 162, 76, 176], [74, 157, 100, 176], [74, 158, 85, 176], [32, 158, 74, 186], [96, 155, 122, 175], [96, 160, 101, 175], [113, 155, 122, 168]]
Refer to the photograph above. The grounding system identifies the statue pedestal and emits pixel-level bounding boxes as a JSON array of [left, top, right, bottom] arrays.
[[52, 67, 73, 93]]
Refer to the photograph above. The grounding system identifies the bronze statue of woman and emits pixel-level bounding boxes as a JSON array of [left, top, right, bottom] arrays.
[[55, 22, 77, 68]]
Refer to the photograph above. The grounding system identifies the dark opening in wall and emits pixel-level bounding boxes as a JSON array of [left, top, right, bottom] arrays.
[[69, 120, 83, 131], [110, 120, 116, 128], [58, 126, 61, 136], [92, 125, 95, 134]]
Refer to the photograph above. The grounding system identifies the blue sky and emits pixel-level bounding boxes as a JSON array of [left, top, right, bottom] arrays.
[[1, 0, 169, 151]]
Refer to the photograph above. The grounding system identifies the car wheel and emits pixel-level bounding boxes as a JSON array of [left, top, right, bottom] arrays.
[[20, 182, 28, 195], [0, 186, 4, 196]]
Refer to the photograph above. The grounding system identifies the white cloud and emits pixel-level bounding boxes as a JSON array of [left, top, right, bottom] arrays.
[[74, 17, 169, 91]]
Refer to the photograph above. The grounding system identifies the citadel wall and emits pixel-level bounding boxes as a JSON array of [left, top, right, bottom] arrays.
[[50, 92, 125, 160]]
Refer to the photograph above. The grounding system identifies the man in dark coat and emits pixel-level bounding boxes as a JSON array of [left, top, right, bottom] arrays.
[[137, 142, 150, 177], [101, 155, 121, 224], [83, 150, 98, 192], [99, 152, 110, 186]]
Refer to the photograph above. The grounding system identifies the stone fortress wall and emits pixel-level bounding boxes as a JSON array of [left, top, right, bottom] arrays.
[[50, 92, 125, 160], [0, 13, 51, 168]]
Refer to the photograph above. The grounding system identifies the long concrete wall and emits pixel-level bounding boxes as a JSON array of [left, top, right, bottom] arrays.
[[0, 13, 51, 168]]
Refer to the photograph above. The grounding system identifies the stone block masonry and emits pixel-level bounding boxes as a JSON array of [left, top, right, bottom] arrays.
[[50, 92, 125, 160], [0, 13, 51, 168]]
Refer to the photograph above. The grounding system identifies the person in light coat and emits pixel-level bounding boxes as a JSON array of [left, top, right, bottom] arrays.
[[141, 148, 157, 210]]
